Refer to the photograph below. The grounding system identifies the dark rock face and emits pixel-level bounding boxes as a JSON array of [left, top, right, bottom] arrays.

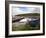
[[27, 18, 40, 27], [12, 18, 24, 23]]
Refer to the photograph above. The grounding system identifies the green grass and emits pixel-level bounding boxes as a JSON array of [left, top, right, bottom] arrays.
[[12, 23, 40, 31]]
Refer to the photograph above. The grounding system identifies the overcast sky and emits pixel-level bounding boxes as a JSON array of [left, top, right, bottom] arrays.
[[12, 7, 40, 16]]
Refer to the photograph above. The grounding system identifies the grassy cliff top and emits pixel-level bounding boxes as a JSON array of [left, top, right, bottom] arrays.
[[16, 13, 40, 16]]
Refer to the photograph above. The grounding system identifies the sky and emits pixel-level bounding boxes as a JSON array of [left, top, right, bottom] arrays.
[[12, 7, 40, 16]]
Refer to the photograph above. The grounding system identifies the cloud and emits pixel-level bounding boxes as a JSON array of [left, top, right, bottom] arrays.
[[12, 7, 40, 16]]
